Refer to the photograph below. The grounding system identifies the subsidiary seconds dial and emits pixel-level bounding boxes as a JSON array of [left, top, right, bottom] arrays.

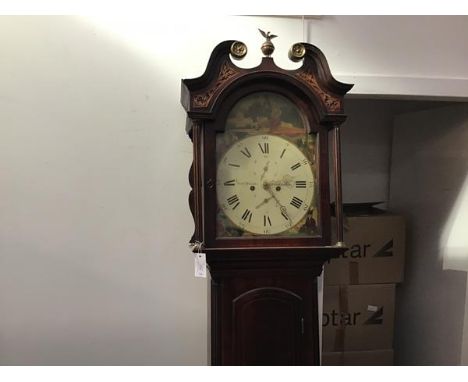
[[216, 134, 315, 235]]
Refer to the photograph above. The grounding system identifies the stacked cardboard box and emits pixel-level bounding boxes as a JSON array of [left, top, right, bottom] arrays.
[[322, 204, 405, 366]]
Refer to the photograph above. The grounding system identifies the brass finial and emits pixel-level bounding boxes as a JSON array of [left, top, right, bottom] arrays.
[[259, 29, 277, 57], [230, 41, 247, 60], [289, 43, 306, 62]]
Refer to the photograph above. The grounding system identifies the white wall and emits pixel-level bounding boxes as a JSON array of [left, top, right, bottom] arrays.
[[0, 15, 203, 365], [0, 14, 306, 366], [340, 99, 455, 204], [308, 15, 468, 99], [0, 15, 467, 365]]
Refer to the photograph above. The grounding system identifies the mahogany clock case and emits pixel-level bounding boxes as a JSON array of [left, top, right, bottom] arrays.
[[181, 38, 353, 366]]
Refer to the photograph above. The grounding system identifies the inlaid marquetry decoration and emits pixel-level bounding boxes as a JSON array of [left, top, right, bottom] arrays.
[[193, 61, 239, 108], [295, 71, 342, 112]]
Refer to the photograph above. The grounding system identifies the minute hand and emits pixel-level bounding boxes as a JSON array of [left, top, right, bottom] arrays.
[[264, 183, 290, 221]]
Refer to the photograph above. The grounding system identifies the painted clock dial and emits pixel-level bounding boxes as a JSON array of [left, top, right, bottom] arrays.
[[215, 91, 320, 238], [217, 134, 314, 235]]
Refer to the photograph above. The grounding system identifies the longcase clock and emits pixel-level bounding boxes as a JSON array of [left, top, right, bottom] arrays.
[[181, 32, 353, 365]]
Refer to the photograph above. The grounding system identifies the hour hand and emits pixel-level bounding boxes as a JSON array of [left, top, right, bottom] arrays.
[[255, 195, 273, 209]]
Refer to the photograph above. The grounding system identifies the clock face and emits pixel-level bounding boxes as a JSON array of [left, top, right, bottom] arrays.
[[217, 134, 314, 235], [215, 91, 320, 238]]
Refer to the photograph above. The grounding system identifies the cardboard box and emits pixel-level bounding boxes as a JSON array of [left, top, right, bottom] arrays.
[[326, 206, 405, 285], [322, 349, 394, 366], [322, 284, 395, 352]]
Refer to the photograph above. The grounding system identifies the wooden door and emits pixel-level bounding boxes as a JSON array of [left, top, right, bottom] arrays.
[[211, 273, 320, 366], [232, 287, 304, 365]]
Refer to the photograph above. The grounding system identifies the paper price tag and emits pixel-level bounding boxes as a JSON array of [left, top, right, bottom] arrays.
[[194, 252, 207, 278]]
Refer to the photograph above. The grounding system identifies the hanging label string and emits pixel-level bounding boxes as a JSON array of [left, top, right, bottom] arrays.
[[190, 241, 206, 278]]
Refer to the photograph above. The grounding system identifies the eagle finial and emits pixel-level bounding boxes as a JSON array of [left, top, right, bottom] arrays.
[[259, 29, 277, 57]]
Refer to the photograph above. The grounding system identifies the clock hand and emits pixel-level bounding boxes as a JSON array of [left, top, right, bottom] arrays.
[[263, 181, 290, 221], [268, 181, 292, 187], [260, 161, 270, 181], [255, 195, 274, 209], [268, 174, 294, 187], [256, 174, 291, 209]]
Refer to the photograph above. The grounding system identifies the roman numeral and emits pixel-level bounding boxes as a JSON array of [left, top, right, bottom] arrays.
[[258, 142, 269, 154], [290, 196, 303, 209], [263, 215, 272, 226], [280, 148, 286, 158], [291, 162, 301, 171], [227, 195, 239, 205], [228, 163, 240, 167], [241, 209, 252, 222], [240, 147, 251, 158], [295, 180, 306, 188], [227, 195, 240, 209], [224, 179, 235, 186]]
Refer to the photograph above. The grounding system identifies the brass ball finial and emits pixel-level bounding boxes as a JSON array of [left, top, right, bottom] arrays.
[[289, 43, 306, 62], [259, 29, 277, 57], [230, 41, 247, 60]]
